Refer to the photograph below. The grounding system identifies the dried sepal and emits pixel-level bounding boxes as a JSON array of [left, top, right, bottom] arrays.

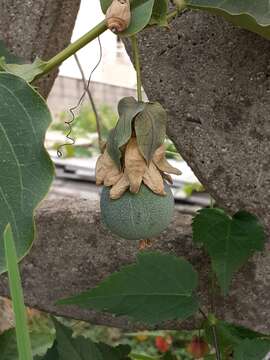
[[95, 149, 121, 186], [143, 162, 166, 196], [162, 172, 173, 185], [110, 172, 129, 199], [153, 145, 182, 175], [125, 137, 147, 193]]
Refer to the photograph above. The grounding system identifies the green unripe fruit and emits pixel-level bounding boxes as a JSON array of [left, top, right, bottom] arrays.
[[100, 183, 175, 240]]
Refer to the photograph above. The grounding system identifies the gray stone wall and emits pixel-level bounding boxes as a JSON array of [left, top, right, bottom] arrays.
[[0, 194, 269, 332]]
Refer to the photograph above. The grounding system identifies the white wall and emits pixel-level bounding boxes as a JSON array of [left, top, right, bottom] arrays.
[[59, 0, 136, 88]]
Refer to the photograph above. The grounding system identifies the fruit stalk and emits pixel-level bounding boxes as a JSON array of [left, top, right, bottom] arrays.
[[131, 35, 143, 102]]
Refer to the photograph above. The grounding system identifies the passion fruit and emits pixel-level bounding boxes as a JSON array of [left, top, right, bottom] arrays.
[[100, 183, 174, 240]]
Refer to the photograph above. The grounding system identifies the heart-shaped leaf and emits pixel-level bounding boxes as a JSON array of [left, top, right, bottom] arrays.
[[192, 209, 265, 295], [0, 58, 47, 82], [186, 0, 270, 40], [58, 252, 199, 325], [0, 73, 54, 273], [107, 97, 145, 168], [234, 339, 270, 360], [135, 102, 167, 162], [149, 0, 169, 27], [100, 0, 155, 36]]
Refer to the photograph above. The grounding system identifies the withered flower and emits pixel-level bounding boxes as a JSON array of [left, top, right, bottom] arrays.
[[96, 138, 182, 200]]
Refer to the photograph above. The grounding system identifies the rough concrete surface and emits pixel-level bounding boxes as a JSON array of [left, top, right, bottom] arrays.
[[126, 11, 270, 235], [0, 196, 269, 332], [0, 0, 80, 97]]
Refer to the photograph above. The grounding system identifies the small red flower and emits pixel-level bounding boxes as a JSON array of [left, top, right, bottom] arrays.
[[155, 335, 172, 353], [186, 336, 210, 359]]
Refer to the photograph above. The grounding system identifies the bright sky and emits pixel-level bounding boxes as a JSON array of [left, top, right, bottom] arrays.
[[59, 0, 136, 87]]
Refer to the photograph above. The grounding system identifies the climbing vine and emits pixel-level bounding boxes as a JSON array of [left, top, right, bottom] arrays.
[[0, 0, 270, 359]]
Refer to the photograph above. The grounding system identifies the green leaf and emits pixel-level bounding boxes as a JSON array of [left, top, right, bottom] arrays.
[[0, 324, 54, 360], [149, 0, 169, 26], [234, 339, 270, 360], [58, 252, 199, 325], [0, 40, 24, 64], [34, 344, 59, 360], [130, 354, 157, 360], [0, 329, 19, 360], [204, 320, 269, 353], [135, 102, 167, 162], [0, 73, 54, 273], [100, 0, 155, 36], [4, 225, 33, 360], [53, 319, 103, 360], [107, 96, 145, 168], [0, 57, 47, 82], [192, 209, 265, 294], [186, 0, 270, 40], [52, 319, 130, 360], [161, 352, 178, 360], [98, 343, 131, 360]]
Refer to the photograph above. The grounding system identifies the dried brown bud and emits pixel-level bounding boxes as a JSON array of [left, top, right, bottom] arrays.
[[106, 0, 131, 33]]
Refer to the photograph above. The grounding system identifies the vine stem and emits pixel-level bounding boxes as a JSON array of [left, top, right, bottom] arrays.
[[36, 20, 107, 79], [74, 53, 103, 152], [131, 35, 143, 102]]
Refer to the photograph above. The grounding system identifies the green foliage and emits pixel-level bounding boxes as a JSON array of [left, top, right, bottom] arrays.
[[34, 344, 58, 360], [54, 105, 117, 137], [0, 319, 54, 360], [130, 355, 157, 360], [234, 339, 270, 360], [101, 183, 174, 240], [186, 0, 270, 40], [150, 0, 169, 26], [0, 58, 47, 82], [58, 252, 199, 325], [107, 97, 145, 168], [3, 225, 33, 360], [100, 0, 155, 36], [135, 102, 167, 162], [204, 319, 269, 355], [182, 182, 204, 197], [37, 319, 131, 360], [192, 208, 265, 294], [0, 73, 54, 273]]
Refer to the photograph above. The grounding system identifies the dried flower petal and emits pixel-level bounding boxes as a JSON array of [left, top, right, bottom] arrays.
[[110, 172, 130, 199], [153, 145, 182, 175], [143, 162, 166, 195], [125, 137, 147, 193], [95, 149, 121, 186]]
